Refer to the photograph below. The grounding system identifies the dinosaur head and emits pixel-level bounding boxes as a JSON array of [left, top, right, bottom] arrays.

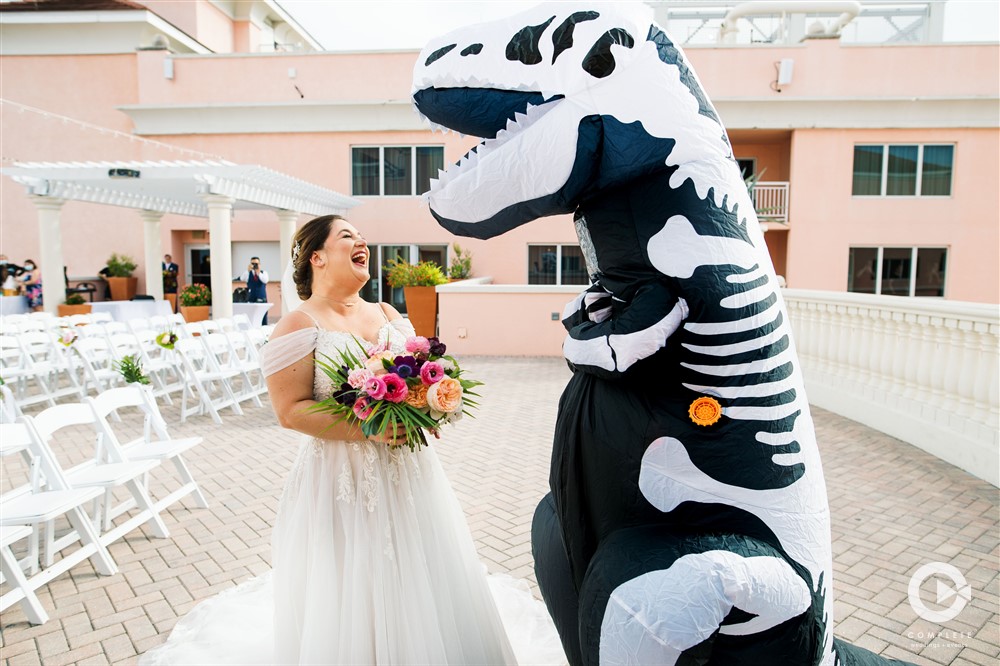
[[412, 2, 737, 239]]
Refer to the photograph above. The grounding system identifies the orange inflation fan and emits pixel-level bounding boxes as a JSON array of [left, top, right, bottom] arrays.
[[689, 396, 722, 427]]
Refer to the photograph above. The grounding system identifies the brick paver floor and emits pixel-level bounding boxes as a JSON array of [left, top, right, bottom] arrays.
[[1, 357, 997, 665]]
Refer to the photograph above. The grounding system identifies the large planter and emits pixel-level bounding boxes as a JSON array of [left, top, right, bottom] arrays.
[[403, 285, 438, 338], [180, 305, 210, 323], [57, 303, 92, 317], [107, 276, 138, 302]]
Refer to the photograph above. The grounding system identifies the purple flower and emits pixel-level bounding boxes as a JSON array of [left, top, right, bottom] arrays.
[[428, 337, 446, 357], [390, 355, 418, 379], [332, 382, 355, 406], [420, 361, 445, 386], [382, 373, 409, 403], [363, 376, 387, 400]]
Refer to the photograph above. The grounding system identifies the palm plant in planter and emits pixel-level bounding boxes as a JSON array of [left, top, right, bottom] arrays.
[[448, 244, 473, 281], [178, 283, 212, 323], [385, 259, 447, 337], [104, 253, 139, 301]]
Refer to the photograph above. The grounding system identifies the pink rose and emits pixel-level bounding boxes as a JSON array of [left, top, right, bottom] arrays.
[[420, 361, 445, 386], [381, 373, 409, 403], [427, 377, 463, 414], [363, 376, 387, 400], [347, 367, 374, 389], [352, 397, 374, 420], [405, 336, 431, 355]]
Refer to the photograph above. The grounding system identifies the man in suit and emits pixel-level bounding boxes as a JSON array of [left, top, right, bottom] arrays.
[[236, 256, 269, 325], [162, 254, 179, 312]]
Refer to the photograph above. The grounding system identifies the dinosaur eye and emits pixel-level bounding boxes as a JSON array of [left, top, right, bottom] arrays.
[[582, 28, 634, 78], [425, 44, 457, 67], [506, 16, 555, 65], [551, 11, 599, 64]]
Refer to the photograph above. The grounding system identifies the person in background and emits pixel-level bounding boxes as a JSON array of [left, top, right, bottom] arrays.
[[236, 256, 269, 325], [162, 253, 179, 312], [20, 258, 42, 311], [162, 254, 178, 295]]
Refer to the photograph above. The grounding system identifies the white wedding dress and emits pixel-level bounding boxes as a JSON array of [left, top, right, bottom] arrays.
[[142, 317, 565, 666]]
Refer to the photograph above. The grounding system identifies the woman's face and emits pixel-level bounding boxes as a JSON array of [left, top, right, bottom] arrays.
[[313, 219, 369, 290]]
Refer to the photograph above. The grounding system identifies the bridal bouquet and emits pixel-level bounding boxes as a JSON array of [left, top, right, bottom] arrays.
[[311, 334, 481, 451]]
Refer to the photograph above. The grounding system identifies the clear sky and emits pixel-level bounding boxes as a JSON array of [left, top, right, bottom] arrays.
[[278, 0, 999, 51]]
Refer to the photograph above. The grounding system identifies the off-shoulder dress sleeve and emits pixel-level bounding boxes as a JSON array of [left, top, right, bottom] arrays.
[[390, 318, 416, 337], [260, 327, 318, 377]]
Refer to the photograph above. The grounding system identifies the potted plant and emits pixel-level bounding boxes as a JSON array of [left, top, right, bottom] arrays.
[[178, 283, 212, 323], [104, 253, 139, 301], [385, 259, 447, 337], [57, 293, 92, 317], [448, 244, 473, 281]]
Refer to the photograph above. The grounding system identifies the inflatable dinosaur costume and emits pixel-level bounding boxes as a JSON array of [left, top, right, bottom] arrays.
[[413, 4, 912, 665]]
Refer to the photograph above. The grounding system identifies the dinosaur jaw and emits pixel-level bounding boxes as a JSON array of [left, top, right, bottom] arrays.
[[420, 94, 589, 237]]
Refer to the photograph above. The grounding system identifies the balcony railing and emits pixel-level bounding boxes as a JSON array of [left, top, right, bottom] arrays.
[[752, 181, 789, 225], [783, 289, 999, 486]]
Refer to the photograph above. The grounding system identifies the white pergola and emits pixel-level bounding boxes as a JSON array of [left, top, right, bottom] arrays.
[[1, 160, 359, 317]]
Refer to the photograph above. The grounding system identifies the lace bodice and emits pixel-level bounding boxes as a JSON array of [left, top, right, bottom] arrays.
[[313, 321, 412, 401]]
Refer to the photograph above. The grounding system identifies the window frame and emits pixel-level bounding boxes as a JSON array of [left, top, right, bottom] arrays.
[[351, 145, 445, 198], [851, 143, 954, 198], [526, 244, 591, 286], [847, 245, 948, 297]]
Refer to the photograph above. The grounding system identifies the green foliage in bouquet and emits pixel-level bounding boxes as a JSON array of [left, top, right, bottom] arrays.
[[448, 244, 473, 280], [114, 354, 150, 385], [179, 283, 211, 306], [105, 253, 138, 278], [384, 259, 448, 288]]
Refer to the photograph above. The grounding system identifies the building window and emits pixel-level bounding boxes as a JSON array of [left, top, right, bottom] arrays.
[[528, 245, 590, 286], [359, 243, 449, 313], [851, 144, 953, 197], [848, 246, 947, 297], [351, 146, 445, 197]]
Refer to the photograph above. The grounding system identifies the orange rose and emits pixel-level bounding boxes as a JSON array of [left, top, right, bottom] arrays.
[[405, 383, 429, 409], [427, 377, 463, 414], [365, 351, 394, 376]]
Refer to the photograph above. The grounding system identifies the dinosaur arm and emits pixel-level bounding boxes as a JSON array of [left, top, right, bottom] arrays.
[[563, 279, 686, 379]]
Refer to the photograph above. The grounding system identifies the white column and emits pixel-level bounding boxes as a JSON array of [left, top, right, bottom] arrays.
[[140, 210, 165, 301], [203, 194, 235, 319], [30, 196, 66, 315], [276, 209, 299, 315]]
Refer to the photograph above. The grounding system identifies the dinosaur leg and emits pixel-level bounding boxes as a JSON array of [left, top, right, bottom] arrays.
[[834, 639, 916, 666], [533, 492, 585, 666], [579, 525, 821, 666]]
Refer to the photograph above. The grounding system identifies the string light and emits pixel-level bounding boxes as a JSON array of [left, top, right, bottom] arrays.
[[0, 98, 226, 162]]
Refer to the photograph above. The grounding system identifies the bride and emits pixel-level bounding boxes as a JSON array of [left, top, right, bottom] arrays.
[[142, 215, 563, 665]]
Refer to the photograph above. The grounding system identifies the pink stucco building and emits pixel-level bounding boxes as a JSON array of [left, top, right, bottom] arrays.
[[2, 0, 997, 327]]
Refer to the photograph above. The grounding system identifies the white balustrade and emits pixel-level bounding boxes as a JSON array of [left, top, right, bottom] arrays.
[[783, 289, 999, 486], [753, 182, 788, 224]]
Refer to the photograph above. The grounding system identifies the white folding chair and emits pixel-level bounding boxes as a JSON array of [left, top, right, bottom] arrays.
[[1, 383, 24, 423], [88, 386, 209, 513], [0, 422, 118, 609], [72, 337, 122, 395], [131, 329, 185, 404], [90, 312, 113, 324], [202, 332, 263, 406], [0, 524, 48, 624], [27, 404, 169, 550], [174, 338, 245, 424], [0, 335, 58, 408], [231, 313, 253, 331]]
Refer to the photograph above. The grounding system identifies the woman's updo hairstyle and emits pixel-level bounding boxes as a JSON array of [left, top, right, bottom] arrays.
[[291, 214, 343, 300]]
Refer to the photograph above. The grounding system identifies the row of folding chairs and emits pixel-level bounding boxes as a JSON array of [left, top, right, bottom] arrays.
[[0, 384, 208, 625], [1, 314, 271, 418]]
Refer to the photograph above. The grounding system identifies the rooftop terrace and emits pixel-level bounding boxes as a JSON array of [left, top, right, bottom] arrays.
[[0, 356, 996, 665]]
